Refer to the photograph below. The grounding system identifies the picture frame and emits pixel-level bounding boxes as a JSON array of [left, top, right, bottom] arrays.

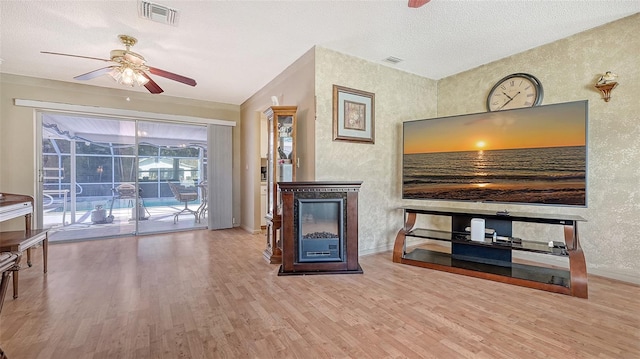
[[332, 85, 375, 144]]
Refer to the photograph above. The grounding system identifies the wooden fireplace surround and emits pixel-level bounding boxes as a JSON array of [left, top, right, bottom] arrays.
[[278, 181, 363, 275]]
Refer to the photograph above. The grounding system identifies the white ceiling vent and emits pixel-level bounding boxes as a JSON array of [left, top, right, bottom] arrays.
[[138, 1, 179, 26], [383, 56, 403, 65]]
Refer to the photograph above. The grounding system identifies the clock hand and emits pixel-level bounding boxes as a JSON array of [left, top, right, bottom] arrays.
[[502, 91, 513, 100], [498, 91, 521, 110], [499, 98, 513, 110]]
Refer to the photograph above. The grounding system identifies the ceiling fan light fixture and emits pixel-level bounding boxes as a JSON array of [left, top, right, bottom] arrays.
[[135, 71, 149, 86], [43, 34, 194, 94], [109, 65, 149, 87]]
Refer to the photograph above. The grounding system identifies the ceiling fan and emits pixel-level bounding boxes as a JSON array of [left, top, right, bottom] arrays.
[[41, 34, 197, 94], [408, 0, 431, 8]]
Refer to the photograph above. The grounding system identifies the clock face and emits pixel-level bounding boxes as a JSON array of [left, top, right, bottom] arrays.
[[487, 73, 543, 111]]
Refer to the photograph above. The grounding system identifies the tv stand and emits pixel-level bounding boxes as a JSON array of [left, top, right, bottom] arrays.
[[393, 206, 588, 298]]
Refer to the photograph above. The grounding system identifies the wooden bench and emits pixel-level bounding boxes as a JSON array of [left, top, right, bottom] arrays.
[[0, 229, 48, 299], [0, 251, 19, 313]]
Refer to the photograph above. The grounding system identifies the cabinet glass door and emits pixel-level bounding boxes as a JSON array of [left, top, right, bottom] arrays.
[[264, 106, 297, 263], [276, 114, 294, 187], [266, 116, 275, 216]]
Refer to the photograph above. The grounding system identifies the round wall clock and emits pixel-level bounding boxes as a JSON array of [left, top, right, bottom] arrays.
[[486, 73, 543, 111]]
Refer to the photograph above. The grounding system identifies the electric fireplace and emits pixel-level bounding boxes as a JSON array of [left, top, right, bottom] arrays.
[[298, 198, 344, 262], [278, 181, 363, 275]]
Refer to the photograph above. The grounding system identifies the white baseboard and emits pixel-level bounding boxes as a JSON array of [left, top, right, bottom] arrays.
[[359, 241, 392, 256], [239, 224, 261, 234], [512, 251, 640, 285], [359, 237, 428, 256], [584, 267, 640, 285]]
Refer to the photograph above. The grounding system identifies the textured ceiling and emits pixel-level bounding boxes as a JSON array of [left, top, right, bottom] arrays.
[[1, 1, 638, 105]]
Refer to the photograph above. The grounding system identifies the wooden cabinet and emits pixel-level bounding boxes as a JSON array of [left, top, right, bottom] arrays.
[[263, 106, 297, 264], [278, 181, 363, 275], [393, 206, 588, 298]]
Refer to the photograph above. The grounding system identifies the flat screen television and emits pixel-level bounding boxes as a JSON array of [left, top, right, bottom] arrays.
[[402, 100, 588, 206]]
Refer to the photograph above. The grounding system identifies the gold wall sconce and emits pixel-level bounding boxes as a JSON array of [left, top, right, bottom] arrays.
[[595, 71, 618, 102]]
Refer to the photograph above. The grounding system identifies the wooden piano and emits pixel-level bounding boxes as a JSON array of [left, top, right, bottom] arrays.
[[0, 193, 48, 299], [0, 193, 33, 230]]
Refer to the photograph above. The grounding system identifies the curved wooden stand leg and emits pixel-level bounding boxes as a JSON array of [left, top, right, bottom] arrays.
[[393, 212, 416, 263], [393, 229, 406, 263], [564, 224, 588, 299]]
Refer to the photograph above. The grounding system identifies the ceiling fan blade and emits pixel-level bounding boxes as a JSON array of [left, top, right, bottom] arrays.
[[148, 66, 197, 87], [41, 51, 111, 62], [408, 0, 430, 8], [141, 72, 164, 94], [74, 66, 117, 80]]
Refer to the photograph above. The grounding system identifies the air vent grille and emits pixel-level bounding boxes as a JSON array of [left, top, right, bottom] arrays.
[[383, 56, 404, 64], [138, 1, 179, 26]]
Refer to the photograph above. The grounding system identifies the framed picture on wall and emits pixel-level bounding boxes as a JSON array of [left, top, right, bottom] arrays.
[[332, 85, 375, 144]]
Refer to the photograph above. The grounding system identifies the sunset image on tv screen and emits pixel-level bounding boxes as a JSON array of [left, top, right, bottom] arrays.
[[402, 101, 587, 206]]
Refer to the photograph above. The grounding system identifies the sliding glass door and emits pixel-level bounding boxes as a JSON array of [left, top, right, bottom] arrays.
[[39, 112, 208, 242], [136, 120, 208, 234]]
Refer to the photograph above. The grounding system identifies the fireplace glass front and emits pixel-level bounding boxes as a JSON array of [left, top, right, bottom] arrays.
[[297, 198, 344, 262]]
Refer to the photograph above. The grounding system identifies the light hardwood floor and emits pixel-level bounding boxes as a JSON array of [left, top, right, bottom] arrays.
[[1, 228, 638, 359]]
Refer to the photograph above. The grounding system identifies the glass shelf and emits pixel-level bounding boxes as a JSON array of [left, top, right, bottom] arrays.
[[404, 248, 570, 288], [406, 228, 569, 257]]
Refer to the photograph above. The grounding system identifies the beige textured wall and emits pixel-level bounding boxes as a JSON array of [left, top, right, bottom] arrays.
[[314, 47, 438, 253], [0, 74, 240, 230], [239, 47, 316, 233], [436, 14, 640, 282]]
